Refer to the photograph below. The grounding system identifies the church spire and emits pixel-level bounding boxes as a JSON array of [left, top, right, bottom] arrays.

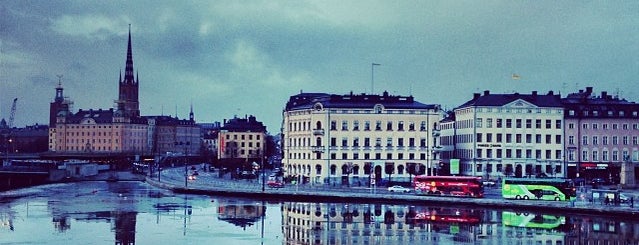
[[117, 24, 140, 118], [189, 103, 195, 121], [124, 24, 134, 85]]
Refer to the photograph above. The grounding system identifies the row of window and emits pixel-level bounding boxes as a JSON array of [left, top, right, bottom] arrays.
[[568, 122, 639, 130], [224, 134, 262, 140], [287, 152, 430, 161], [568, 149, 637, 162], [473, 118, 562, 129], [451, 148, 563, 160], [329, 120, 430, 132], [568, 109, 639, 117], [569, 135, 639, 146], [440, 133, 562, 145], [467, 163, 563, 175]]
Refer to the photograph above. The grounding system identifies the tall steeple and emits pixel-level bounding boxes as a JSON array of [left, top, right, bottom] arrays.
[[116, 24, 140, 118], [189, 103, 195, 121]]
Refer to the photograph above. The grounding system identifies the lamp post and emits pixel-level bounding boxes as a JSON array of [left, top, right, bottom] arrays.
[[261, 154, 266, 192], [175, 141, 190, 188], [371, 63, 380, 94]]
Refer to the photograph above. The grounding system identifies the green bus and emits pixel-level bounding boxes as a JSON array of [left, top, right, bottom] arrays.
[[502, 211, 568, 230], [502, 178, 576, 201]]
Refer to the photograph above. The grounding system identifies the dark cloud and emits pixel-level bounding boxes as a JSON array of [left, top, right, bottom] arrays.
[[1, 1, 638, 131]]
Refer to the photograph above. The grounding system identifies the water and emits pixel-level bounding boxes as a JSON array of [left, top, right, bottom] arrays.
[[1, 181, 638, 244]]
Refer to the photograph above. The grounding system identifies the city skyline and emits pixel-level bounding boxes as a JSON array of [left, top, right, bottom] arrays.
[[2, 1, 639, 132]]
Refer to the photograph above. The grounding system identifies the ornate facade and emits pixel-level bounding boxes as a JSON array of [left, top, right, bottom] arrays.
[[281, 91, 442, 186]]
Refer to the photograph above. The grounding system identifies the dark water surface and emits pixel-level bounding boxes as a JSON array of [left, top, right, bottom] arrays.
[[1, 181, 638, 244]]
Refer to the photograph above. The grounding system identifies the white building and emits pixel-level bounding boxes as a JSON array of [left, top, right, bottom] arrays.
[[282, 91, 442, 186], [441, 90, 565, 179]]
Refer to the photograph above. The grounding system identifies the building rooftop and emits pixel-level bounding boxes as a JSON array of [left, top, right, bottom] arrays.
[[457, 90, 563, 109], [285, 91, 439, 111]]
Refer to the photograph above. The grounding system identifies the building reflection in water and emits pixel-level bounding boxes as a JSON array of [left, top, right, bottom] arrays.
[[49, 211, 137, 245], [217, 200, 266, 230], [281, 202, 639, 245]]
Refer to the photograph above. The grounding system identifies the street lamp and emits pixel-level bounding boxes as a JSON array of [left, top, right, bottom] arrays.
[[175, 141, 190, 188]]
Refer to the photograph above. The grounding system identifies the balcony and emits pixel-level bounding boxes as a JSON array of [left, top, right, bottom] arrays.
[[313, 128, 325, 136], [311, 146, 325, 153]]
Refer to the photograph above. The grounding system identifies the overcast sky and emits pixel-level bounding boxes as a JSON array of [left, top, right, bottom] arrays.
[[2, 1, 638, 133]]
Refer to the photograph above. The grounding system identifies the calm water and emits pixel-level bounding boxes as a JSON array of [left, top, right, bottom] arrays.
[[1, 181, 638, 245]]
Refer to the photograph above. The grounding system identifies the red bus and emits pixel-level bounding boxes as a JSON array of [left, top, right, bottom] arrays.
[[413, 175, 484, 197], [407, 207, 482, 225]]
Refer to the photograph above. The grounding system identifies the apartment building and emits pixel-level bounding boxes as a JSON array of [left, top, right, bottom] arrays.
[[282, 91, 442, 186], [563, 87, 639, 183], [441, 90, 565, 179]]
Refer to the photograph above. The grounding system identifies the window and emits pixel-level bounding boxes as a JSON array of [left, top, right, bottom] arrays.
[[353, 121, 359, 131], [525, 134, 532, 143], [408, 122, 415, 131], [582, 150, 588, 161], [486, 118, 493, 128], [341, 120, 348, 130], [375, 121, 382, 131], [603, 150, 609, 161], [516, 134, 522, 143], [592, 123, 598, 130], [476, 118, 483, 128], [496, 133, 502, 143], [536, 134, 542, 144], [603, 136, 608, 145], [535, 119, 542, 129], [506, 134, 512, 143], [525, 119, 532, 128], [592, 136, 598, 145], [398, 121, 404, 131], [582, 136, 588, 145], [386, 121, 393, 131], [613, 136, 618, 145], [516, 119, 522, 128], [506, 119, 512, 128], [476, 133, 483, 142], [330, 121, 337, 130], [496, 119, 503, 128], [398, 138, 404, 147], [486, 133, 493, 142], [386, 137, 392, 147], [546, 135, 551, 144], [420, 121, 427, 131], [353, 137, 359, 147], [497, 149, 502, 158], [555, 120, 561, 129], [555, 135, 561, 144], [593, 151, 599, 161], [546, 120, 552, 129]]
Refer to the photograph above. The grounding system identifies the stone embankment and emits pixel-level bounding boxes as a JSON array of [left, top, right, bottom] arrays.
[[145, 177, 639, 219]]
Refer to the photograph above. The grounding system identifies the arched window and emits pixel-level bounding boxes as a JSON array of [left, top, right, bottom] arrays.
[[316, 164, 322, 175], [316, 137, 322, 146], [398, 165, 405, 175], [330, 165, 337, 175], [316, 121, 322, 130]]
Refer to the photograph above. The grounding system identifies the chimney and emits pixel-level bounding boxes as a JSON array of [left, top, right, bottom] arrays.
[[532, 91, 538, 96], [473, 93, 481, 100], [586, 87, 593, 95], [547, 91, 554, 95], [601, 91, 608, 99], [483, 90, 490, 96]]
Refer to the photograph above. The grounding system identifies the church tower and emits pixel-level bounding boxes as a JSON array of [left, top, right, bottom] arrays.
[[116, 25, 140, 118]]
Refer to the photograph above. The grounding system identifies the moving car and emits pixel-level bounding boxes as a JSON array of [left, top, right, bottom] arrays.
[[387, 185, 412, 193]]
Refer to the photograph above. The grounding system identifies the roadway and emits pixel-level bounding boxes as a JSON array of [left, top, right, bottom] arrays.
[[147, 165, 639, 219]]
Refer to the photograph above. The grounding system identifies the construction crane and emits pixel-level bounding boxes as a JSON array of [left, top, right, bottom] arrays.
[[8, 98, 17, 128]]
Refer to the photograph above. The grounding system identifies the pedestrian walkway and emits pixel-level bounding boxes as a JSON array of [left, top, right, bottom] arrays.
[[146, 166, 639, 219]]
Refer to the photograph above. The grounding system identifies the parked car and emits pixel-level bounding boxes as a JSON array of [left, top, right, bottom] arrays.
[[482, 179, 496, 187], [267, 181, 284, 188], [387, 185, 412, 193], [591, 178, 608, 186]]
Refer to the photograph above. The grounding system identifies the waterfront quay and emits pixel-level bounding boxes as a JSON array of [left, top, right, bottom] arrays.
[[147, 166, 639, 219]]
